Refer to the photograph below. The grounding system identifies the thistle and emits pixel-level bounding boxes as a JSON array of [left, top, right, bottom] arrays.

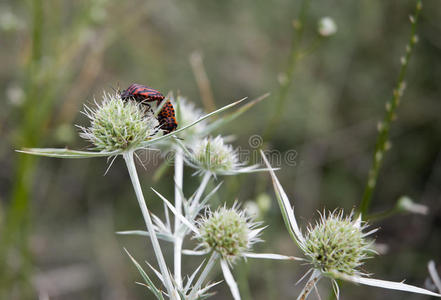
[[78, 92, 158, 152], [303, 210, 375, 276], [197, 206, 259, 263], [172, 203, 299, 300], [261, 151, 441, 300]]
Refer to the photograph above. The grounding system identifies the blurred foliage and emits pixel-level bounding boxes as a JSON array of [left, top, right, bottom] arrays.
[[0, 0, 440, 299]]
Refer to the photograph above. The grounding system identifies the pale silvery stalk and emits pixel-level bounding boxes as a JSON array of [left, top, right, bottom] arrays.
[[123, 150, 178, 299], [170, 95, 206, 288], [173, 146, 184, 289], [261, 151, 441, 299]]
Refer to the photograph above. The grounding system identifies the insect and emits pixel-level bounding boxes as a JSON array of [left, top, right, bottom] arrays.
[[120, 83, 165, 106], [157, 100, 178, 134], [120, 83, 178, 134]]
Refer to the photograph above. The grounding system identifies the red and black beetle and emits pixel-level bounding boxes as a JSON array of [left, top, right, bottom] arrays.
[[120, 83, 178, 134], [157, 100, 178, 134], [120, 83, 165, 105]]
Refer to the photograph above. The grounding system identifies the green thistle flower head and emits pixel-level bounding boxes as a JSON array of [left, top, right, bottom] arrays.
[[78, 92, 158, 152], [197, 206, 261, 262], [303, 210, 375, 276], [188, 136, 239, 174]]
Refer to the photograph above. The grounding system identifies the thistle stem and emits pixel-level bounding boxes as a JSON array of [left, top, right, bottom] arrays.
[[173, 147, 184, 288], [123, 151, 176, 299], [359, 0, 422, 216], [365, 206, 399, 222], [297, 269, 321, 300], [189, 252, 219, 299]]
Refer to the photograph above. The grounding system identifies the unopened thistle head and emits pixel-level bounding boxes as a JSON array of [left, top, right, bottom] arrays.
[[186, 136, 240, 175], [303, 210, 376, 276], [197, 206, 261, 262], [78, 92, 158, 152]]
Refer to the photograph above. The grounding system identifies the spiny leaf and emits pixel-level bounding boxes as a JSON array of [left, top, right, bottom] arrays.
[[16, 148, 121, 158], [116, 230, 174, 243], [124, 248, 165, 300]]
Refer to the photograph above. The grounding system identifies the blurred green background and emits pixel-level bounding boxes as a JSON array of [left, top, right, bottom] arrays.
[[1, 0, 440, 299]]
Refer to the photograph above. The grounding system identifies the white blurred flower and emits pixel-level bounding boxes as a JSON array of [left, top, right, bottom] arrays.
[[318, 17, 337, 37]]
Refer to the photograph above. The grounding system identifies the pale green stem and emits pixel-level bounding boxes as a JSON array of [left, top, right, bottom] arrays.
[[189, 252, 219, 299], [123, 151, 177, 300], [297, 270, 321, 300], [173, 147, 184, 288]]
